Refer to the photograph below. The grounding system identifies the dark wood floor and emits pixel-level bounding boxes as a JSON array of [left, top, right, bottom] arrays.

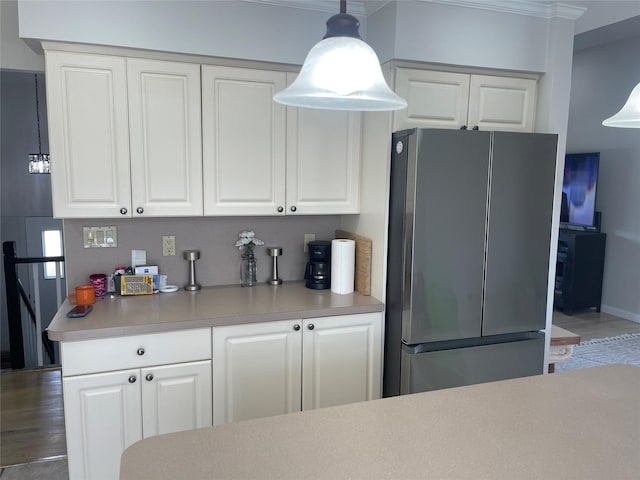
[[0, 367, 66, 467], [553, 308, 640, 341]]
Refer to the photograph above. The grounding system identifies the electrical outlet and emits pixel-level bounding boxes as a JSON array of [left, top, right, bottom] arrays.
[[303, 233, 315, 253], [162, 236, 176, 256]]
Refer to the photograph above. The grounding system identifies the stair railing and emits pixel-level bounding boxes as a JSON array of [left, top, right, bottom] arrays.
[[3, 240, 64, 369]]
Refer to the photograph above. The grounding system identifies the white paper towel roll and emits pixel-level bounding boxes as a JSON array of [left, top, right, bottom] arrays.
[[331, 239, 355, 294]]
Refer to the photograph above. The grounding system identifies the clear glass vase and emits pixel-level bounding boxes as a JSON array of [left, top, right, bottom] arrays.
[[240, 253, 257, 287]]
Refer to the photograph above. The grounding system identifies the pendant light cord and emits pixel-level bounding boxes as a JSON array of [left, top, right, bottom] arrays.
[[340, 0, 346, 14], [34, 73, 42, 155]]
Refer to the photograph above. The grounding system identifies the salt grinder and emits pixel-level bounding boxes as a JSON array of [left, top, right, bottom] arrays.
[[266, 246, 283, 286], [183, 250, 201, 291]]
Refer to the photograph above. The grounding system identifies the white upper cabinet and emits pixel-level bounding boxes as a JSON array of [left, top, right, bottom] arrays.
[[394, 68, 537, 132], [127, 59, 203, 216], [467, 74, 536, 132], [201, 67, 361, 216], [202, 66, 287, 215], [394, 68, 470, 130], [46, 51, 132, 218], [47, 48, 362, 218], [286, 73, 361, 215], [46, 51, 203, 218]]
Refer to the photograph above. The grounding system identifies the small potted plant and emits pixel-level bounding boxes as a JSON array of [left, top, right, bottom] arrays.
[[235, 231, 264, 286]]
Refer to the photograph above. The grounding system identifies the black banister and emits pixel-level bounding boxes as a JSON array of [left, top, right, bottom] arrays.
[[3, 240, 64, 369]]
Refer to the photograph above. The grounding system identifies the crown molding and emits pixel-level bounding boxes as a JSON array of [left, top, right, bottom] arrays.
[[242, 1, 370, 17], [424, 1, 585, 19], [246, 0, 585, 20]]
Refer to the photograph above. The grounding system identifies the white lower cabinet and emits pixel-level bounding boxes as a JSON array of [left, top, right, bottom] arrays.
[[213, 312, 383, 425], [61, 329, 212, 480]]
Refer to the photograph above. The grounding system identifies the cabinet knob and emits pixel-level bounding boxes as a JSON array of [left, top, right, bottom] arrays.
[[136, 207, 144, 214], [460, 125, 468, 130], [307, 323, 315, 330], [145, 373, 154, 382], [137, 347, 145, 356], [120, 208, 128, 215], [290, 206, 297, 212], [293, 324, 301, 331], [128, 375, 137, 384], [472, 125, 479, 131], [277, 206, 284, 213]]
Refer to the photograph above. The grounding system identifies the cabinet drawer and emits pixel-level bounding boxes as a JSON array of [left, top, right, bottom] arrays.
[[61, 328, 212, 377]]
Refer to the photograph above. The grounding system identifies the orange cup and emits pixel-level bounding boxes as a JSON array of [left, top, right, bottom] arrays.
[[68, 285, 95, 305]]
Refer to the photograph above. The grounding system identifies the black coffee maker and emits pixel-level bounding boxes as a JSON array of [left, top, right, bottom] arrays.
[[304, 240, 331, 289]]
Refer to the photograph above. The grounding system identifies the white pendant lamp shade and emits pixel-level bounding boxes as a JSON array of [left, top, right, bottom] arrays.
[[274, 36, 407, 111], [602, 82, 640, 128], [273, 3, 407, 111]]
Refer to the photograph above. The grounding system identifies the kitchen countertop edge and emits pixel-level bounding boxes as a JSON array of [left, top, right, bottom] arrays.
[[48, 281, 384, 342]]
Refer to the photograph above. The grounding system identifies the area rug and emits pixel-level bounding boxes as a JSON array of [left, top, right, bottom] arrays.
[[555, 332, 640, 371]]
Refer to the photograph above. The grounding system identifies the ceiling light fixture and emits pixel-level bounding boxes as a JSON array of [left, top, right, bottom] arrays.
[[28, 73, 51, 174], [602, 81, 640, 128], [273, 0, 407, 111]]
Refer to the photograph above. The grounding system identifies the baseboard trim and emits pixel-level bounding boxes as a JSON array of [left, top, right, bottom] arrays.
[[601, 304, 640, 324]]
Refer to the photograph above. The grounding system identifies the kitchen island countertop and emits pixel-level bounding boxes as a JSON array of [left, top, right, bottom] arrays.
[[48, 281, 383, 341], [120, 364, 640, 480]]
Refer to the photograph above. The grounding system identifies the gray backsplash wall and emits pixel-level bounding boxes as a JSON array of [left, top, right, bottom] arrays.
[[63, 216, 344, 290]]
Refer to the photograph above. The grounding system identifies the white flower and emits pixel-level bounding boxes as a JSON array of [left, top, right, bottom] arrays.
[[235, 230, 264, 251]]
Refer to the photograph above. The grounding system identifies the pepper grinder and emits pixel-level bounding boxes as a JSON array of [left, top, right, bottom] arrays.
[[183, 250, 201, 291], [266, 246, 283, 286]]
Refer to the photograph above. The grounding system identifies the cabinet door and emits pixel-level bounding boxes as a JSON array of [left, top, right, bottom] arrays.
[[127, 59, 203, 216], [302, 313, 382, 410], [467, 74, 537, 132], [212, 320, 302, 425], [202, 66, 287, 215], [393, 68, 470, 130], [286, 74, 361, 215], [141, 360, 212, 437], [63, 370, 142, 480], [46, 51, 132, 218]]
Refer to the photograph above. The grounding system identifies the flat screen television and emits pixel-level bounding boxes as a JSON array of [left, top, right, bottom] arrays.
[[561, 152, 599, 228]]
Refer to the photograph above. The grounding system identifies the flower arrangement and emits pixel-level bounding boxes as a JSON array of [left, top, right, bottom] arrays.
[[235, 230, 264, 257]]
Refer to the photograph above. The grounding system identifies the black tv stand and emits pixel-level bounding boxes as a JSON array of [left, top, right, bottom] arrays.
[[554, 229, 606, 315]]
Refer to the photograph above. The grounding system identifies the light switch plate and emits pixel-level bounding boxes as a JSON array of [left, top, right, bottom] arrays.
[[83, 226, 117, 248]]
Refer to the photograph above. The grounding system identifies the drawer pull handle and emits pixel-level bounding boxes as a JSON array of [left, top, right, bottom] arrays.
[[120, 208, 128, 215], [277, 206, 284, 213], [137, 347, 145, 356], [290, 206, 297, 212], [145, 373, 154, 382], [136, 207, 144, 214], [307, 323, 315, 330], [293, 324, 301, 331], [128, 375, 137, 384]]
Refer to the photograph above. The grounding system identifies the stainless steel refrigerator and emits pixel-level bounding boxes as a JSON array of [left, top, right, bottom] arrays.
[[384, 128, 558, 397]]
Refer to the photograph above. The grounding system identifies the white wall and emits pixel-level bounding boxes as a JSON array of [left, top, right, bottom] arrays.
[[390, 1, 549, 72], [0, 0, 44, 70], [566, 35, 640, 322], [17, 0, 342, 65]]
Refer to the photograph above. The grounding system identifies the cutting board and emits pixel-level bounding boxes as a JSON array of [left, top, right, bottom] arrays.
[[335, 230, 372, 296]]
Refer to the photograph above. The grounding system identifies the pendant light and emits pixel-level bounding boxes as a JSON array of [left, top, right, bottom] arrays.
[[273, 0, 407, 111], [28, 73, 51, 174], [602, 82, 640, 128]]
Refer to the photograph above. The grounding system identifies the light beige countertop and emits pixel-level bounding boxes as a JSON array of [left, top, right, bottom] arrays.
[[48, 281, 383, 341], [120, 364, 640, 480]]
